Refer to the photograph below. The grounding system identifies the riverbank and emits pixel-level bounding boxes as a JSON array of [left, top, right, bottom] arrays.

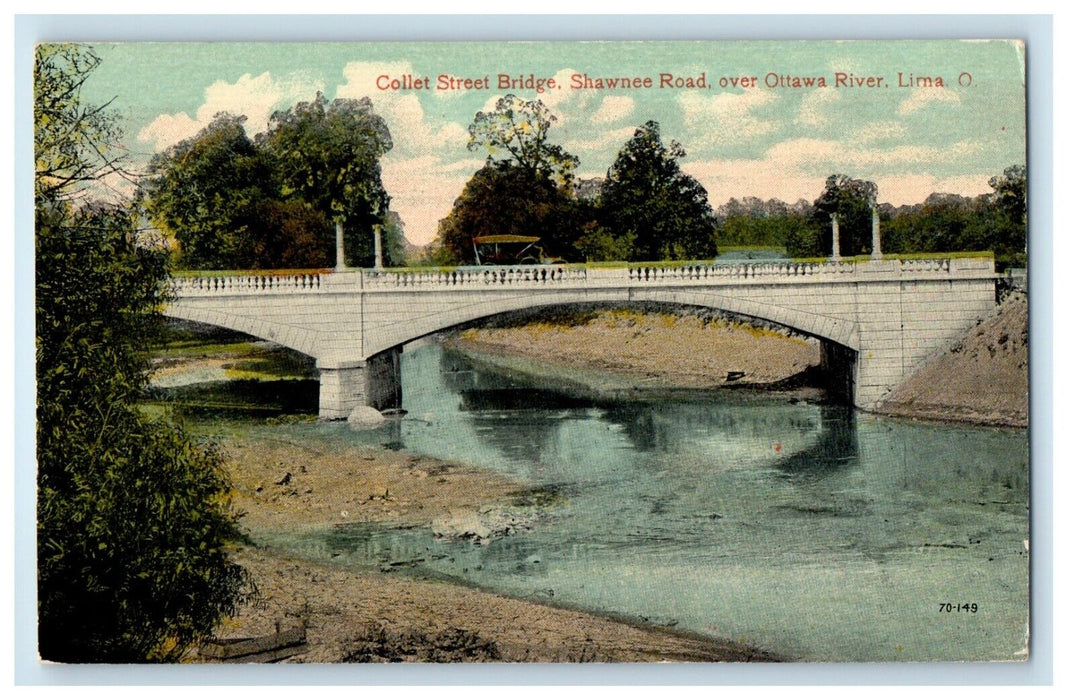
[[450, 302, 1029, 428], [447, 307, 821, 395], [877, 295, 1028, 428], [205, 433, 776, 662]]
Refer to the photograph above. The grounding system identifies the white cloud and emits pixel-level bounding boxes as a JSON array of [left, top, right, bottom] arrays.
[[795, 89, 840, 129], [677, 90, 778, 147], [137, 72, 320, 151], [854, 121, 907, 144], [682, 158, 823, 209], [591, 96, 635, 125], [477, 68, 593, 120], [563, 126, 639, 157], [873, 173, 992, 206], [336, 61, 469, 156], [898, 88, 961, 116], [765, 138, 981, 170], [380, 155, 485, 246], [684, 139, 990, 209]]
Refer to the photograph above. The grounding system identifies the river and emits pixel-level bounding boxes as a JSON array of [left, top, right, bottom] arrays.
[[162, 340, 1029, 663]]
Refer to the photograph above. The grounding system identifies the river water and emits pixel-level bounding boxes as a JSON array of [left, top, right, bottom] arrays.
[[171, 341, 1029, 662]]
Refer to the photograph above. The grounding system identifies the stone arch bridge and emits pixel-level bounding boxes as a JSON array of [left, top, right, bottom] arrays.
[[166, 257, 997, 419]]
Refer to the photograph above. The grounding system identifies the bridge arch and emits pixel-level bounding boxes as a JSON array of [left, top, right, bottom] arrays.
[[164, 259, 999, 418], [163, 305, 322, 359], [360, 288, 860, 361]]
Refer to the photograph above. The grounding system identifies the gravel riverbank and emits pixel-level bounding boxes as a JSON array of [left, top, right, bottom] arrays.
[[200, 432, 776, 663]]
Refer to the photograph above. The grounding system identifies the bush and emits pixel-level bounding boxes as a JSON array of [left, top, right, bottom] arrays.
[[36, 200, 248, 662]]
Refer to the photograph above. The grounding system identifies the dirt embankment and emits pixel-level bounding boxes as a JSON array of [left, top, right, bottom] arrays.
[[877, 295, 1028, 428], [208, 434, 775, 663], [447, 308, 820, 392], [451, 302, 1029, 428]]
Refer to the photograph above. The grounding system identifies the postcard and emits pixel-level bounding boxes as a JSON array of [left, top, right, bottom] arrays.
[[32, 38, 1028, 665]]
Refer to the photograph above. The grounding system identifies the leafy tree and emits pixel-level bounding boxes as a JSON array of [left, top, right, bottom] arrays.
[[34, 44, 127, 204], [987, 164, 1028, 265], [599, 121, 716, 261], [380, 210, 408, 268], [468, 94, 579, 183], [436, 97, 584, 264], [435, 161, 580, 263], [805, 174, 879, 258], [877, 166, 1026, 270], [573, 221, 636, 262], [253, 198, 335, 269], [35, 43, 247, 662], [142, 114, 276, 269], [259, 93, 395, 268]]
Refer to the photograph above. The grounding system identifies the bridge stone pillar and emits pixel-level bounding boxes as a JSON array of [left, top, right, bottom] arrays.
[[317, 346, 403, 420], [870, 207, 883, 261], [851, 259, 904, 409], [820, 340, 856, 403], [829, 214, 842, 261]]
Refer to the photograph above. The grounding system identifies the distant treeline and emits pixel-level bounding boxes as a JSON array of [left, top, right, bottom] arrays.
[[711, 166, 1026, 270]]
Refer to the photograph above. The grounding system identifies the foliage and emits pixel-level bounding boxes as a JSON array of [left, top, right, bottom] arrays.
[[987, 164, 1028, 266], [879, 167, 1027, 270], [436, 161, 583, 264], [260, 93, 395, 268], [142, 114, 278, 269], [573, 221, 636, 262], [598, 121, 716, 261], [715, 198, 812, 250], [800, 174, 879, 258], [34, 44, 127, 204], [144, 93, 402, 270], [35, 43, 247, 662], [468, 94, 579, 184], [432, 95, 586, 265]]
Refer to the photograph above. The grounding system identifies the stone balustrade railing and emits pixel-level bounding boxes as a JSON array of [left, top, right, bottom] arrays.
[[169, 258, 983, 296], [627, 261, 858, 281], [362, 265, 588, 289], [171, 273, 322, 296], [900, 258, 950, 273]]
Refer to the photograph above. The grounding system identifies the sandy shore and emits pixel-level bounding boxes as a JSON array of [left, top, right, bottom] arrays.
[[205, 433, 777, 663], [448, 309, 820, 392]]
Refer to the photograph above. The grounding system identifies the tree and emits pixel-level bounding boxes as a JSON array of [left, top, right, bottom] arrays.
[[259, 93, 395, 268], [435, 96, 584, 264], [35, 43, 247, 662], [142, 113, 277, 269], [805, 174, 879, 258], [468, 94, 579, 184], [34, 44, 127, 204], [987, 164, 1028, 265], [599, 121, 717, 261], [435, 161, 580, 263]]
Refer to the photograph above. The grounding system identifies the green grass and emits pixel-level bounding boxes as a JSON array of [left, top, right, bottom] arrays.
[[170, 251, 996, 277], [789, 251, 994, 264], [171, 268, 331, 278], [149, 340, 261, 359]]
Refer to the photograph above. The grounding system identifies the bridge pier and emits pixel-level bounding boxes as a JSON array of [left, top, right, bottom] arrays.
[[317, 346, 403, 420], [821, 340, 857, 404], [169, 256, 999, 417]]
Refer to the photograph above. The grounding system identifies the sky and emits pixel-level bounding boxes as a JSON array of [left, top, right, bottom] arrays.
[[79, 40, 1027, 246]]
